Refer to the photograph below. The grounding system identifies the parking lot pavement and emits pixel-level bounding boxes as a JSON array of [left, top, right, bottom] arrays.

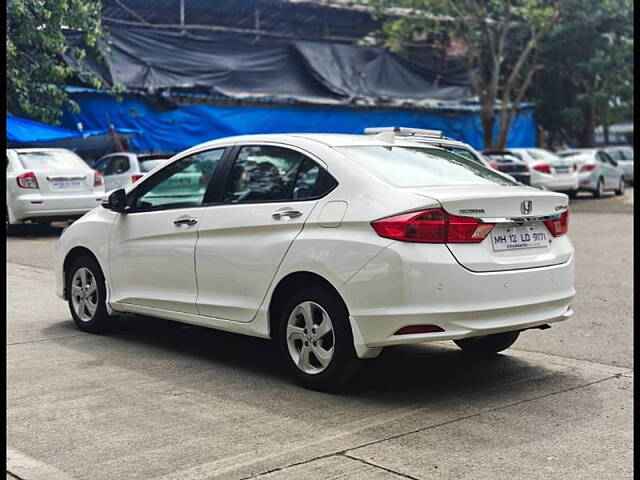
[[6, 189, 633, 480]]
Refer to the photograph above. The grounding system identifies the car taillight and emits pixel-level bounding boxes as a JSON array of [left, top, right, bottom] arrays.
[[371, 208, 494, 244], [533, 164, 551, 174], [94, 170, 103, 187], [572, 163, 578, 172], [488, 160, 499, 170], [544, 210, 569, 237], [579, 164, 596, 172], [16, 171, 39, 189], [131, 174, 144, 183]]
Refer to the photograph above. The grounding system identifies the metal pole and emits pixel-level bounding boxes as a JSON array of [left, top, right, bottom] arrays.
[[180, 0, 185, 33]]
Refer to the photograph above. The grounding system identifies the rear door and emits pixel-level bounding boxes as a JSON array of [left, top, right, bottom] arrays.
[[596, 151, 618, 188], [194, 144, 336, 321]]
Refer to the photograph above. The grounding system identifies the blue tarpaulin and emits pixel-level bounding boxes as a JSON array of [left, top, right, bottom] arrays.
[[7, 114, 140, 146], [60, 92, 536, 153]]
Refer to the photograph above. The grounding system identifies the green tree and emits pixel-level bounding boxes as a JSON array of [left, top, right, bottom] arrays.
[[531, 0, 633, 147], [363, 0, 567, 148], [7, 0, 104, 124]]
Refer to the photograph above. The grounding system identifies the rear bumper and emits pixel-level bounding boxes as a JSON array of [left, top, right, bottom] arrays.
[[340, 243, 575, 353], [9, 192, 104, 223]]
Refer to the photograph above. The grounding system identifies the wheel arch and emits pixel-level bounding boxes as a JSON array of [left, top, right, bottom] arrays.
[[62, 246, 103, 299], [268, 271, 348, 338]]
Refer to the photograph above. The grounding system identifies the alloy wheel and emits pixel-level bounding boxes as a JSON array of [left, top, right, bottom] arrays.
[[286, 301, 335, 375], [71, 267, 98, 322]]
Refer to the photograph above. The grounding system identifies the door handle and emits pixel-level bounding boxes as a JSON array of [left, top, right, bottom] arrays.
[[272, 209, 303, 220], [173, 217, 198, 226]]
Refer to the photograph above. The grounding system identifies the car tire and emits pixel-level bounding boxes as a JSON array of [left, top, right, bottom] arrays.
[[276, 285, 362, 391], [615, 178, 625, 196], [66, 255, 111, 334], [454, 330, 520, 355], [594, 177, 605, 198]]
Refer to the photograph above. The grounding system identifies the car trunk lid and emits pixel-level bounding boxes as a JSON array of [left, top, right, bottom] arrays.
[[409, 185, 572, 272]]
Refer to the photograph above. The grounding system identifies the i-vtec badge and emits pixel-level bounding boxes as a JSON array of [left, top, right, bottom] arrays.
[[520, 200, 533, 214], [555, 204, 568, 211]]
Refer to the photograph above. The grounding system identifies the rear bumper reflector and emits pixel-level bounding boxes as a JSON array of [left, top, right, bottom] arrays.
[[394, 324, 444, 335]]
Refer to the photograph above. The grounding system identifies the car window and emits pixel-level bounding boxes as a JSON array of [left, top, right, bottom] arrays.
[[17, 150, 86, 170], [337, 146, 516, 187], [132, 148, 225, 211], [103, 156, 131, 176], [596, 152, 613, 165], [224, 145, 331, 203], [445, 147, 483, 165], [139, 158, 169, 173]]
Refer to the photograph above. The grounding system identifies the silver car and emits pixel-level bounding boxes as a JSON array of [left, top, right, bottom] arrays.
[[557, 149, 625, 197], [603, 146, 633, 183]]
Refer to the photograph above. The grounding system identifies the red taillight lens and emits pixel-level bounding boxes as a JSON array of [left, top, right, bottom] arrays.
[[579, 164, 596, 172], [371, 208, 494, 244], [94, 170, 103, 187], [533, 163, 551, 174], [395, 324, 444, 335], [16, 171, 39, 189], [488, 160, 499, 170], [131, 174, 144, 183], [544, 210, 569, 237]]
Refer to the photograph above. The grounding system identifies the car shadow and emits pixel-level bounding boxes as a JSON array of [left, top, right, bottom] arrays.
[[43, 314, 582, 410]]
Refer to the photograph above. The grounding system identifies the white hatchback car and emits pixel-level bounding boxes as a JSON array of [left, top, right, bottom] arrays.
[[93, 152, 173, 192], [55, 132, 575, 390], [7, 148, 105, 233]]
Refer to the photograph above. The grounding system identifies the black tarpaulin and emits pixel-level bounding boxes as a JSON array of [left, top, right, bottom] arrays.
[[66, 27, 473, 107]]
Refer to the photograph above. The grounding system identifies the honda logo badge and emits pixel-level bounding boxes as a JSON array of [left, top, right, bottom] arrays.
[[520, 200, 533, 214]]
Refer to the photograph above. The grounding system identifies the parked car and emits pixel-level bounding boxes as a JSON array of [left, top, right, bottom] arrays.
[[484, 148, 579, 195], [481, 152, 532, 186], [365, 128, 529, 185], [603, 146, 633, 183], [94, 152, 174, 192], [557, 149, 625, 197], [55, 130, 574, 390], [6, 148, 105, 234]]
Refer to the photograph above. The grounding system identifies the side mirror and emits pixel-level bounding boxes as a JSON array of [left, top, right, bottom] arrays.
[[101, 188, 127, 213]]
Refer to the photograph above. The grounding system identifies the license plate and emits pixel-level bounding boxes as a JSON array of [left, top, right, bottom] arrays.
[[554, 165, 571, 174], [50, 180, 83, 191], [491, 224, 549, 251]]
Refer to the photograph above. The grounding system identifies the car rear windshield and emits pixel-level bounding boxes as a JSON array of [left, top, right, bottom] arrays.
[[336, 146, 517, 187], [140, 158, 169, 172], [17, 150, 85, 170]]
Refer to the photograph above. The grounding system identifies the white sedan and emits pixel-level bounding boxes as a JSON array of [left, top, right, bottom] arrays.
[[486, 148, 579, 195], [54, 131, 575, 390], [7, 148, 105, 234]]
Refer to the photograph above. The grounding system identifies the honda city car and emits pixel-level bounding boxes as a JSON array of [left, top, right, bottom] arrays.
[[54, 129, 575, 390]]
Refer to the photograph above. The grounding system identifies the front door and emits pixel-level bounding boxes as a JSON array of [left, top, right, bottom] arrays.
[[195, 144, 337, 321], [109, 147, 227, 313]]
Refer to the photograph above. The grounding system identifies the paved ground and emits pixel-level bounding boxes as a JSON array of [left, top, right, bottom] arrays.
[[6, 190, 633, 480]]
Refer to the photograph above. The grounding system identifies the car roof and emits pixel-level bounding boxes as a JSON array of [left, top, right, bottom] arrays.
[[189, 133, 451, 150], [8, 148, 75, 154]]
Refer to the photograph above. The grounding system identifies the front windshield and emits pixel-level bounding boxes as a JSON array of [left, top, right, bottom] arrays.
[[336, 146, 517, 187]]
